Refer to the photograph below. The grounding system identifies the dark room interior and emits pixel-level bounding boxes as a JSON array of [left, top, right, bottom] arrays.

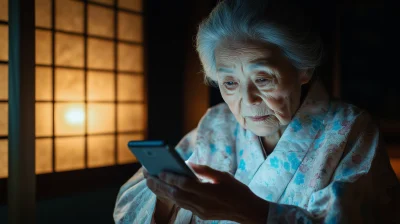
[[0, 0, 398, 223]]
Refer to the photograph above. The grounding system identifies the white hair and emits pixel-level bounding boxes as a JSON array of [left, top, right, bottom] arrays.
[[196, 0, 323, 85]]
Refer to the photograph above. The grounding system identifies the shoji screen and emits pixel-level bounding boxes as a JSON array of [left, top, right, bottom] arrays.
[[33, 0, 145, 175]]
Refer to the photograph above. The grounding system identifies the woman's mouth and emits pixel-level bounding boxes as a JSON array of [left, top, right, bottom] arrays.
[[247, 115, 270, 122]]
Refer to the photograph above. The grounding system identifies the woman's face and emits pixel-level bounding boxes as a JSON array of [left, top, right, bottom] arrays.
[[214, 39, 311, 137]]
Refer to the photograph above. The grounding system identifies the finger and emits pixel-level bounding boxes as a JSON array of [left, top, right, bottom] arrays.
[[156, 195, 173, 205], [146, 174, 216, 216], [174, 200, 212, 221], [188, 163, 226, 184], [159, 172, 212, 194], [175, 201, 200, 215], [147, 176, 198, 204], [167, 186, 217, 215], [173, 193, 203, 212], [148, 176, 206, 205], [146, 176, 176, 199]]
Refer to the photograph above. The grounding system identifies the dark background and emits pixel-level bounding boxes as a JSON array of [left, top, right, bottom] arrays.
[[1, 0, 397, 223], [148, 0, 398, 146]]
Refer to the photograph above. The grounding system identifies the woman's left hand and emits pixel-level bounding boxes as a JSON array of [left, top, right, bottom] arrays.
[[145, 162, 270, 223]]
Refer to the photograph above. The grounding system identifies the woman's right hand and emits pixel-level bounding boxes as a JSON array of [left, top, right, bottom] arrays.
[[143, 168, 176, 222], [143, 168, 171, 203]]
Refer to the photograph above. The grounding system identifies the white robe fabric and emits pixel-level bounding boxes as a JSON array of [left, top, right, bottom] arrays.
[[114, 81, 400, 223]]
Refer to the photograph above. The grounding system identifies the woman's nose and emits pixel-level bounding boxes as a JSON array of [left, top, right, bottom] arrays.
[[242, 83, 262, 106]]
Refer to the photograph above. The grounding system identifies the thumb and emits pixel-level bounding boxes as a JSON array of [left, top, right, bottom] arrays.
[[188, 162, 225, 184]]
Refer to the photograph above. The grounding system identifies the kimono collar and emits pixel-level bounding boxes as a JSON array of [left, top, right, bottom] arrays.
[[247, 79, 331, 201]]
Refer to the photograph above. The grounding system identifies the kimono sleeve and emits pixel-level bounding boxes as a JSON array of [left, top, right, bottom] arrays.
[[113, 129, 198, 224], [175, 128, 197, 161], [113, 167, 157, 224], [267, 114, 400, 223]]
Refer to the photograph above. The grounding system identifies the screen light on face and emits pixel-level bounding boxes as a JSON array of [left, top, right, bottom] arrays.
[[65, 108, 85, 125]]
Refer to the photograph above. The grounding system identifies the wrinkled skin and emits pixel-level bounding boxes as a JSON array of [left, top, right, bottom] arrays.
[[215, 39, 310, 139], [144, 163, 269, 223], [146, 39, 311, 223]]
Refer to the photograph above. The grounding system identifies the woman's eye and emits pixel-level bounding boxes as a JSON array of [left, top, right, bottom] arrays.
[[223, 81, 238, 89], [255, 78, 271, 85]]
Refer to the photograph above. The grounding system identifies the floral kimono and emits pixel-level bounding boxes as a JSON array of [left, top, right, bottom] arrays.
[[114, 81, 400, 224]]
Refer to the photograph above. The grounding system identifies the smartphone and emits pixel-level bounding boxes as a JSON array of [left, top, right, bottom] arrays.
[[128, 140, 198, 179]]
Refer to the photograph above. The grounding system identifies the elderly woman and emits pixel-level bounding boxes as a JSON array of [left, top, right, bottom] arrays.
[[114, 0, 399, 223]]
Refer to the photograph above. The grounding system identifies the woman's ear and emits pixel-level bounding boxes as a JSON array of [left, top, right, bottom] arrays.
[[299, 69, 313, 85]]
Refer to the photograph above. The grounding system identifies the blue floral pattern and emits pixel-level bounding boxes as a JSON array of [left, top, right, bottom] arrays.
[[113, 81, 399, 224]]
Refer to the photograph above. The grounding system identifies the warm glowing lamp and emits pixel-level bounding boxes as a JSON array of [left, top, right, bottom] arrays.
[[65, 107, 85, 125]]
